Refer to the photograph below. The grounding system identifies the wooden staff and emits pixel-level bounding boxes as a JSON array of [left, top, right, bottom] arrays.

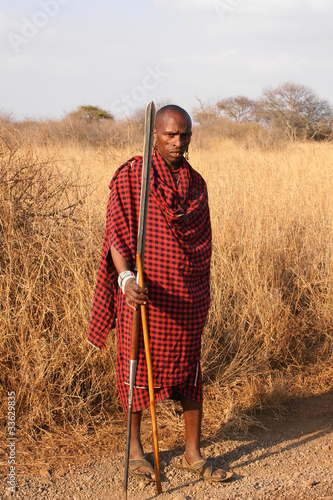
[[137, 253, 162, 495], [123, 101, 162, 498]]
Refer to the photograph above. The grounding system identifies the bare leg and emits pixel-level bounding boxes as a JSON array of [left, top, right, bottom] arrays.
[[180, 397, 203, 464], [125, 410, 155, 481], [180, 396, 229, 479]]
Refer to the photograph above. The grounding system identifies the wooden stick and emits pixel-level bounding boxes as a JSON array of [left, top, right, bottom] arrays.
[[137, 253, 162, 495], [123, 309, 141, 500]]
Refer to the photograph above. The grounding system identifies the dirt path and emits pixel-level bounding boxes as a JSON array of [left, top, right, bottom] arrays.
[[1, 393, 332, 499]]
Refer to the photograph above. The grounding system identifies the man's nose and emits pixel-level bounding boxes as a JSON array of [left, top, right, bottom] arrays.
[[173, 135, 182, 147]]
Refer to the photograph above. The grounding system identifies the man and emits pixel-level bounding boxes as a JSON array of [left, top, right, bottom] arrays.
[[88, 105, 232, 482]]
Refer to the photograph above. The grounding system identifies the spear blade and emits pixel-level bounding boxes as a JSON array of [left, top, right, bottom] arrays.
[[137, 100, 156, 264]]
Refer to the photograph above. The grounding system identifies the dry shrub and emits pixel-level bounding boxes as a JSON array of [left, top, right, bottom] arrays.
[[11, 116, 144, 151], [0, 123, 333, 467], [192, 117, 286, 151], [0, 125, 120, 469]]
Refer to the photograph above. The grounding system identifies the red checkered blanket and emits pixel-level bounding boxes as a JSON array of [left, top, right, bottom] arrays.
[[88, 150, 212, 388]]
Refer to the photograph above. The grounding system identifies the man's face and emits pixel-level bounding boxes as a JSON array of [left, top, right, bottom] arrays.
[[154, 111, 192, 169]]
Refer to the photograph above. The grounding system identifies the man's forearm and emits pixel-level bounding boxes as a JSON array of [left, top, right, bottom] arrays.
[[111, 244, 132, 274]]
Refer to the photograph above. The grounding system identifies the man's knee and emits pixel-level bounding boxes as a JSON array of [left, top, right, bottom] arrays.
[[180, 396, 202, 412]]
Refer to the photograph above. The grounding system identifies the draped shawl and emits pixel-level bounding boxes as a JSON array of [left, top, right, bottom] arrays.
[[88, 150, 212, 388]]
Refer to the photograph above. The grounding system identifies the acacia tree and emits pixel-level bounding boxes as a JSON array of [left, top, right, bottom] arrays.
[[258, 82, 332, 140], [69, 105, 114, 122], [216, 96, 257, 123]]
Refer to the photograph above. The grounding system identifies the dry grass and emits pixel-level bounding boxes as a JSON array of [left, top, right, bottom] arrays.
[[198, 140, 333, 436], [0, 123, 332, 470]]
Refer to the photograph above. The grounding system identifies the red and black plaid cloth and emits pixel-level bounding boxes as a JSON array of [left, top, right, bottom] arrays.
[[88, 149, 212, 411]]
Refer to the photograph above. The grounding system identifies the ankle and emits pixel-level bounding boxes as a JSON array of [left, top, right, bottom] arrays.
[[185, 447, 203, 464], [129, 441, 144, 460]]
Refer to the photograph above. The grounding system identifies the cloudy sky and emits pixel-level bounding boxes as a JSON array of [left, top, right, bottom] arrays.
[[1, 0, 332, 120]]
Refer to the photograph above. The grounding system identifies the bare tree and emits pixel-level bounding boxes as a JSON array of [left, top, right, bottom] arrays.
[[217, 96, 257, 123], [192, 97, 220, 125], [258, 82, 332, 140]]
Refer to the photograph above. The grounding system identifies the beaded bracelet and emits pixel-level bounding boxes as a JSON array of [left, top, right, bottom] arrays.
[[121, 274, 136, 294], [118, 270, 136, 294]]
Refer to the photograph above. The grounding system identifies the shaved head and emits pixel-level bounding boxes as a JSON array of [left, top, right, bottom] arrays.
[[155, 105, 192, 131]]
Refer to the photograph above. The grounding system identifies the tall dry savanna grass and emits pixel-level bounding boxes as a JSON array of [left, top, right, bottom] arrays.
[[0, 121, 332, 470]]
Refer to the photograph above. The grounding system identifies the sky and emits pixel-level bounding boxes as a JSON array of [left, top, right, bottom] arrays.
[[1, 0, 333, 120]]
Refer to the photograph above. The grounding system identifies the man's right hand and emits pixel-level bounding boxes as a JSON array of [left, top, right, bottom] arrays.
[[124, 278, 148, 311], [110, 244, 149, 311]]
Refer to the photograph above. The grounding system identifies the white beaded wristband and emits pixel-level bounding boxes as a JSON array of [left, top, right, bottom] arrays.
[[118, 270, 135, 290], [121, 274, 136, 294]]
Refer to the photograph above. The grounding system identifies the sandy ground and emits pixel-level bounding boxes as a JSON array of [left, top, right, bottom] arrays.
[[1, 392, 332, 499]]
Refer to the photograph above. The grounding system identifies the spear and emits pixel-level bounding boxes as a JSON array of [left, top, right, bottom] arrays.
[[123, 101, 162, 498]]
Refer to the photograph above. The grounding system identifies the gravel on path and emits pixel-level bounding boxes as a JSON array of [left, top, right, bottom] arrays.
[[1, 393, 332, 499]]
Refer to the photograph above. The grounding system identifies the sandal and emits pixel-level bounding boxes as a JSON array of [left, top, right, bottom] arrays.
[[182, 455, 233, 483], [129, 457, 155, 482]]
